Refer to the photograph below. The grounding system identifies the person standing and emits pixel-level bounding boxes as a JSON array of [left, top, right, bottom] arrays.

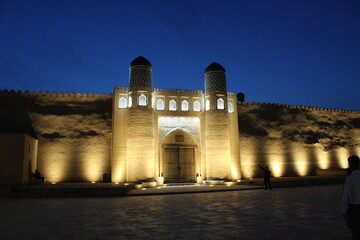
[[258, 165, 272, 190], [342, 155, 360, 240]]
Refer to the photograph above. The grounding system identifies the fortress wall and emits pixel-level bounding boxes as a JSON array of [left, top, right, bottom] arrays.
[[238, 102, 360, 178], [0, 90, 113, 182], [228, 94, 241, 180]]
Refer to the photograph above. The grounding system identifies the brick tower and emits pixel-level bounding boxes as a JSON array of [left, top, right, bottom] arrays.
[[111, 56, 155, 183], [204, 62, 233, 180], [126, 56, 155, 182]]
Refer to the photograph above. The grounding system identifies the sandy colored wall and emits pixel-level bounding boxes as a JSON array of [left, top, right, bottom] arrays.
[[238, 102, 360, 178], [0, 90, 113, 183], [30, 93, 113, 182]]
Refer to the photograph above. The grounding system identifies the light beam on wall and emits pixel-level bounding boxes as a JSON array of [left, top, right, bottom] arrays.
[[41, 143, 68, 182], [315, 146, 330, 169], [80, 138, 109, 182], [336, 147, 350, 168], [291, 143, 309, 176], [270, 160, 283, 177], [268, 142, 285, 177]]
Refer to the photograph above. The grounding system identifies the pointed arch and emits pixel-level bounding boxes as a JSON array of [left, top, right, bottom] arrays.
[[169, 100, 177, 111], [193, 101, 201, 112], [217, 98, 224, 110], [160, 128, 199, 183], [139, 95, 147, 106], [181, 100, 189, 111], [161, 127, 199, 146], [157, 99, 165, 110], [119, 97, 127, 108]]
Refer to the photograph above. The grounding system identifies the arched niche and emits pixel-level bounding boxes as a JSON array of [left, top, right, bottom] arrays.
[[159, 128, 200, 183]]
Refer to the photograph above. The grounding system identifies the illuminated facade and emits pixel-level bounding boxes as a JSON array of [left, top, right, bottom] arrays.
[[112, 57, 240, 184], [1, 56, 360, 185]]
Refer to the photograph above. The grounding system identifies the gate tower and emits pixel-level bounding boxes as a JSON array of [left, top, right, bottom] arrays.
[[204, 63, 233, 179]]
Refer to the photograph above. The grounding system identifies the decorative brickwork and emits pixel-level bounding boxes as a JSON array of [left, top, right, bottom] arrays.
[[129, 66, 152, 89], [205, 71, 227, 92]]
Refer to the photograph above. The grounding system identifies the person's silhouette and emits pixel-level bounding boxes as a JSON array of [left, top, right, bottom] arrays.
[[258, 165, 272, 190], [342, 155, 360, 240], [34, 169, 45, 183]]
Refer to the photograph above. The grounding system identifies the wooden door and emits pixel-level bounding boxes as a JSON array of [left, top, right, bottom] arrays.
[[164, 146, 195, 183], [179, 147, 195, 182], [164, 147, 180, 183]]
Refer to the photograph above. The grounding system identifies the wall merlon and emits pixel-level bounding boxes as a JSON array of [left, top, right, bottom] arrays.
[[236, 101, 360, 114], [115, 86, 130, 92], [153, 88, 204, 94], [0, 89, 114, 99]]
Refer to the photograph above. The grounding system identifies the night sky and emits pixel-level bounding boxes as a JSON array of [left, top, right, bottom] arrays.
[[1, 0, 359, 110]]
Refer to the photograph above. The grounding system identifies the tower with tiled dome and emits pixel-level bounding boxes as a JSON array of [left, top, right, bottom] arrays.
[[112, 56, 155, 183], [204, 63, 240, 180]]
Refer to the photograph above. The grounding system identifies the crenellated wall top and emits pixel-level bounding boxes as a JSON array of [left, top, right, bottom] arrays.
[[237, 101, 360, 114], [0, 89, 114, 99], [115, 86, 236, 96], [115, 86, 129, 91], [153, 88, 204, 94]]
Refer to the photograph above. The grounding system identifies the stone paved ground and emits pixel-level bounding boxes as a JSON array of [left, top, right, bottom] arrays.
[[0, 184, 351, 240]]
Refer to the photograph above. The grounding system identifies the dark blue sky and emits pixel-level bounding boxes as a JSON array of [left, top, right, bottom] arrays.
[[1, 0, 359, 110]]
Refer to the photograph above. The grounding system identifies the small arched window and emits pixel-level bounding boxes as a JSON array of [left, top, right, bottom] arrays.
[[193, 101, 201, 112], [139, 95, 147, 106], [217, 98, 224, 110], [205, 100, 210, 111], [157, 99, 165, 110], [119, 97, 127, 109], [128, 96, 132, 107], [181, 100, 189, 111], [228, 102, 234, 113], [169, 100, 177, 111]]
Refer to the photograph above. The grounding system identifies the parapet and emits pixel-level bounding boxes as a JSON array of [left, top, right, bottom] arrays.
[[153, 88, 204, 94], [115, 86, 129, 91], [0, 89, 113, 99], [237, 101, 360, 114], [114, 87, 235, 96]]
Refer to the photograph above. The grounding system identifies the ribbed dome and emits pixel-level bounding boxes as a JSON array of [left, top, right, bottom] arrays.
[[205, 62, 225, 73], [130, 56, 152, 67]]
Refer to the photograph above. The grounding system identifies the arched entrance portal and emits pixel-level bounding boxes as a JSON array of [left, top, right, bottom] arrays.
[[160, 129, 199, 183]]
